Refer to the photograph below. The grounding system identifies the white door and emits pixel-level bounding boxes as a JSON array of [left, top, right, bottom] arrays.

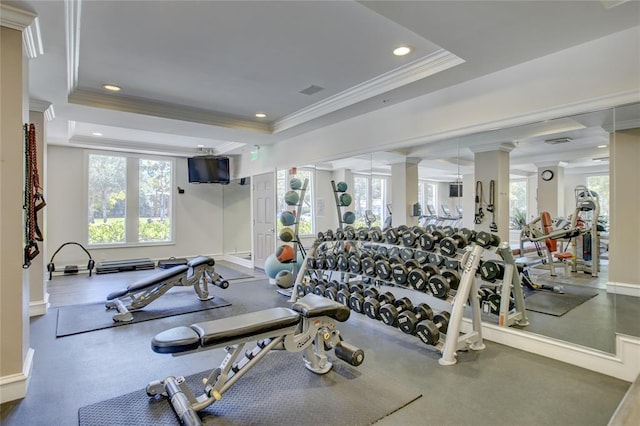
[[253, 171, 276, 269]]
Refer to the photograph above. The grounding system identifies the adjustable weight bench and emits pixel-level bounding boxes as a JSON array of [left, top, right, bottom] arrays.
[[105, 256, 228, 322], [146, 294, 365, 426]]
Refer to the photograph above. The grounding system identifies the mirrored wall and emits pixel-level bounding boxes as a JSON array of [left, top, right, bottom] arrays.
[[274, 102, 639, 355]]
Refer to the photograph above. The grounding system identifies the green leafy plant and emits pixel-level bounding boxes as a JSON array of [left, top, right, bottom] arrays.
[[510, 208, 527, 230]]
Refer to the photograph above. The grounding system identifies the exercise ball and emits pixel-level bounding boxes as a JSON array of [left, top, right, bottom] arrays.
[[336, 181, 348, 192], [276, 244, 295, 263], [343, 211, 356, 224], [290, 178, 303, 190], [279, 227, 295, 242], [339, 193, 352, 207], [275, 270, 294, 289], [284, 190, 300, 206], [264, 252, 304, 279], [279, 210, 296, 226]]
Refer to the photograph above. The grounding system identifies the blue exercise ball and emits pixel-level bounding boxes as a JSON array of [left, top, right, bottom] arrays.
[[290, 178, 303, 190], [336, 181, 348, 192], [279, 211, 296, 226], [264, 252, 304, 279], [284, 190, 300, 206], [343, 211, 356, 224]]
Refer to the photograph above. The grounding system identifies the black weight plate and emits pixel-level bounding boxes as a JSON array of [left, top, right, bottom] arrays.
[[488, 293, 501, 315], [428, 253, 444, 267], [363, 287, 380, 299], [296, 283, 306, 297], [326, 254, 337, 270], [434, 311, 451, 334], [306, 257, 316, 269], [363, 298, 382, 319], [440, 237, 456, 257], [385, 228, 399, 244], [422, 263, 440, 278], [452, 233, 468, 248], [345, 226, 356, 241], [313, 284, 326, 296], [416, 320, 441, 346], [337, 289, 351, 306], [337, 254, 349, 271], [361, 256, 376, 276], [425, 224, 437, 233], [325, 229, 334, 240], [414, 250, 429, 264], [357, 227, 369, 241], [405, 259, 420, 270], [418, 233, 436, 251], [431, 229, 445, 242], [370, 228, 383, 242], [377, 246, 388, 257], [427, 275, 450, 299], [400, 248, 414, 261], [391, 264, 408, 285], [375, 260, 392, 280], [480, 260, 504, 281], [388, 256, 402, 265], [349, 256, 362, 273], [388, 246, 400, 259], [407, 268, 428, 291], [444, 259, 460, 271], [441, 269, 461, 290], [441, 226, 455, 236], [335, 229, 345, 241], [349, 293, 365, 313], [458, 228, 472, 241], [324, 287, 337, 300], [402, 230, 417, 247]]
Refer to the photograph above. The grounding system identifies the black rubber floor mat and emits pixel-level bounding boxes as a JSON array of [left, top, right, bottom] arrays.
[[525, 285, 599, 316], [214, 264, 253, 281], [56, 291, 230, 337], [79, 350, 422, 425]]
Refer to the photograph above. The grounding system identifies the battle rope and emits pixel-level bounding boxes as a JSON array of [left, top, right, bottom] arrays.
[[474, 181, 484, 224], [23, 123, 46, 268], [488, 179, 497, 232]]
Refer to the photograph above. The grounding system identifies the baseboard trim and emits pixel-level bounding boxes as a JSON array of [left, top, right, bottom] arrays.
[[462, 319, 640, 382], [223, 254, 253, 269], [29, 292, 49, 317], [0, 348, 35, 404], [607, 281, 640, 297]]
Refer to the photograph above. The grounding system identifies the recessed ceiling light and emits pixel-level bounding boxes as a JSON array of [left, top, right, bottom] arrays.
[[197, 144, 204, 148], [92, 132, 103, 136], [393, 46, 411, 56], [255, 113, 267, 118], [597, 144, 607, 148], [102, 84, 121, 92]]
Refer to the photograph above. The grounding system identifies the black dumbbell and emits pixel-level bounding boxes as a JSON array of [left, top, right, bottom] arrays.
[[400, 248, 414, 261], [385, 227, 400, 244], [427, 269, 461, 299], [296, 282, 306, 297], [418, 232, 437, 251], [398, 303, 434, 335], [416, 311, 451, 346], [306, 257, 316, 269], [475, 231, 501, 248], [374, 259, 392, 281], [324, 285, 338, 301], [337, 288, 351, 306], [361, 255, 376, 277], [379, 297, 413, 326], [407, 263, 439, 292], [479, 260, 505, 282], [439, 233, 468, 256], [304, 278, 317, 295], [335, 228, 345, 241], [349, 282, 364, 294], [313, 279, 328, 296], [369, 226, 383, 242], [357, 227, 370, 241], [428, 253, 445, 267], [348, 255, 362, 274], [324, 229, 334, 241], [401, 228, 418, 247], [414, 250, 429, 265], [348, 288, 366, 313], [363, 291, 395, 320]]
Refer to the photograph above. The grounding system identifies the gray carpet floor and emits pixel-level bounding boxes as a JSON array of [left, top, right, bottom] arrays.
[[0, 266, 633, 426]]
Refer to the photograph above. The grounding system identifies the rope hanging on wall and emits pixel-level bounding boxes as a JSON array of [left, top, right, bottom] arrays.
[[23, 123, 46, 268]]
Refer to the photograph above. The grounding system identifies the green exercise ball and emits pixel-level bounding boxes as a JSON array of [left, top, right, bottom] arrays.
[[280, 211, 296, 226], [279, 227, 295, 242], [284, 190, 300, 206], [343, 211, 356, 224], [339, 193, 352, 207], [336, 181, 348, 192], [290, 178, 303, 190]]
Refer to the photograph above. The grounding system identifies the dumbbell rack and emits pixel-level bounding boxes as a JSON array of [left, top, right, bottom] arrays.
[[277, 178, 309, 298], [291, 227, 487, 365], [331, 180, 348, 230], [480, 242, 529, 328]]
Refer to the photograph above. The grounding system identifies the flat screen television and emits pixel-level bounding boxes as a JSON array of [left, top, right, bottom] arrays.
[[449, 183, 463, 197], [187, 156, 230, 184]]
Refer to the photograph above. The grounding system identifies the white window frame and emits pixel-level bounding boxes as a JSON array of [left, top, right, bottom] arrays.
[[85, 150, 176, 248]]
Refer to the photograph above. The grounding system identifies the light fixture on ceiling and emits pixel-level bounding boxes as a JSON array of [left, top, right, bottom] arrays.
[[393, 46, 411, 56], [102, 84, 121, 92], [255, 113, 267, 118], [597, 144, 607, 148], [593, 157, 610, 162], [92, 132, 103, 136], [544, 137, 573, 145]]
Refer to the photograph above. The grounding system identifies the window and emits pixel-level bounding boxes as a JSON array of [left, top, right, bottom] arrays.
[[276, 168, 314, 236], [418, 181, 437, 215], [353, 174, 388, 227], [586, 174, 609, 224], [509, 179, 527, 230], [87, 153, 174, 246]]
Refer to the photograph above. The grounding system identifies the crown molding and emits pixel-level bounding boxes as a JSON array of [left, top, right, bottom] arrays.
[[68, 88, 272, 134], [30, 99, 55, 121], [0, 4, 36, 31], [469, 141, 517, 154], [272, 48, 465, 133], [23, 17, 43, 59], [65, 0, 81, 93]]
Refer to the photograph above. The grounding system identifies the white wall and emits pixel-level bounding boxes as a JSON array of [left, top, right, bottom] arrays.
[[46, 146, 225, 266], [222, 179, 251, 255]]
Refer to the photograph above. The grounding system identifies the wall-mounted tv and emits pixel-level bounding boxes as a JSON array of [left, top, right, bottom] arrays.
[[449, 182, 463, 197], [187, 156, 230, 184]]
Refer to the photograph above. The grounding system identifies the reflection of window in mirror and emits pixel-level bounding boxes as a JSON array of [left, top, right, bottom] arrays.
[[509, 179, 528, 231], [353, 174, 388, 227], [276, 167, 315, 236]]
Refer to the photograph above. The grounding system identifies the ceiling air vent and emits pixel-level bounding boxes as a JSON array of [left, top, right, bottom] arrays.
[[299, 85, 324, 96], [544, 137, 573, 145]]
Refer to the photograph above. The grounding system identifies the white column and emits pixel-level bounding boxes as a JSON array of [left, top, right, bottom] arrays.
[[391, 158, 420, 227], [535, 161, 566, 218]]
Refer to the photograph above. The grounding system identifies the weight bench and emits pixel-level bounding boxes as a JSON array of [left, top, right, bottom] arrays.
[[105, 256, 228, 322], [146, 294, 365, 426]]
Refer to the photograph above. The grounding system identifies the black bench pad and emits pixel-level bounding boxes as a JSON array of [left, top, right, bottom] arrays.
[[188, 256, 215, 268], [292, 294, 350, 322], [106, 265, 189, 300], [152, 308, 300, 354]]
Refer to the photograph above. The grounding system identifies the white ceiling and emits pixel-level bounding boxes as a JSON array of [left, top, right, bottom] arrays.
[[12, 0, 640, 174]]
